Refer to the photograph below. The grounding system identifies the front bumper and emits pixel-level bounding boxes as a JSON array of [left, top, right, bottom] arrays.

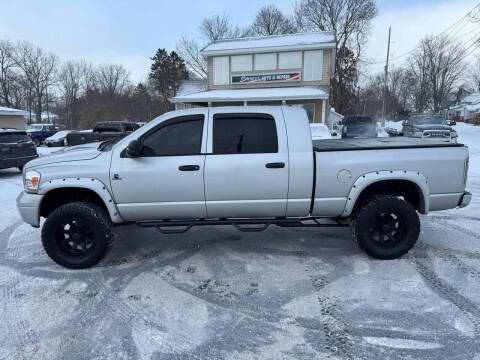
[[0, 155, 37, 170], [458, 191, 472, 208], [16, 191, 43, 227]]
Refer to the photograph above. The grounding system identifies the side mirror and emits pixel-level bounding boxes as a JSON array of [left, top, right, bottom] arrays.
[[126, 139, 141, 157]]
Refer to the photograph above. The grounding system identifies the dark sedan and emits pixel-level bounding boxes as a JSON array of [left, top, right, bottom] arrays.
[[0, 130, 37, 171]]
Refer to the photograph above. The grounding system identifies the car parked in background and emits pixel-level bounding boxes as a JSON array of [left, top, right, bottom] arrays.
[[0, 129, 37, 171], [402, 115, 457, 142], [26, 124, 57, 146], [341, 115, 378, 139], [44, 130, 71, 147], [65, 121, 140, 146], [310, 123, 332, 140]]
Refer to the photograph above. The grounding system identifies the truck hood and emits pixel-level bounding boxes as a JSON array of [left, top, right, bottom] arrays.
[[414, 124, 452, 131], [26, 143, 101, 168]]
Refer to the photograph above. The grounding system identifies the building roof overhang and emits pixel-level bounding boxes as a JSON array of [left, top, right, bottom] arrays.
[[170, 86, 329, 103], [200, 32, 336, 56]]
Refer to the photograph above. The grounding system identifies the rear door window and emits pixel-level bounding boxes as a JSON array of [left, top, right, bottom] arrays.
[[212, 114, 278, 154]]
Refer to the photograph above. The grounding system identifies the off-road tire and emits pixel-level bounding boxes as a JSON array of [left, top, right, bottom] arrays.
[[352, 195, 420, 259], [41, 201, 114, 269]]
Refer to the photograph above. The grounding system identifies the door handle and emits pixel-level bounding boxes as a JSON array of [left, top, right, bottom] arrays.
[[265, 162, 285, 169], [179, 165, 200, 171]]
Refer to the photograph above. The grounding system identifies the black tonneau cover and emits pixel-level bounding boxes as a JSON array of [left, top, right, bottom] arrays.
[[313, 137, 464, 152]]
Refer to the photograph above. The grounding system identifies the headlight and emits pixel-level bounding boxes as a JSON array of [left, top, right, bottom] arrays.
[[451, 131, 458, 138], [413, 131, 423, 137], [24, 170, 41, 193]]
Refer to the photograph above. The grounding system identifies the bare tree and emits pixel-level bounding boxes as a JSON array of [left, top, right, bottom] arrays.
[[295, 0, 377, 114], [199, 14, 242, 42], [410, 36, 466, 111], [249, 5, 297, 36], [95, 63, 130, 96], [58, 60, 88, 129], [176, 36, 208, 79], [465, 56, 480, 92], [14, 41, 58, 123], [0, 40, 24, 108]]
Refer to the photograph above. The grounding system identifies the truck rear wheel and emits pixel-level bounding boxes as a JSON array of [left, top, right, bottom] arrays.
[[41, 201, 114, 269], [352, 195, 420, 259]]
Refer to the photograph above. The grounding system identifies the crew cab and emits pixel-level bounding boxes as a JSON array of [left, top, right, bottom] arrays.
[[65, 121, 140, 146], [402, 114, 457, 142], [26, 123, 57, 146], [0, 129, 37, 171], [16, 106, 471, 269]]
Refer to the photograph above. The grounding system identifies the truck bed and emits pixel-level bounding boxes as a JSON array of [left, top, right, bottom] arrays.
[[313, 137, 463, 152]]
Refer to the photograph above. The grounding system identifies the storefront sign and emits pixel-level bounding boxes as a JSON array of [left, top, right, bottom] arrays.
[[232, 72, 301, 84]]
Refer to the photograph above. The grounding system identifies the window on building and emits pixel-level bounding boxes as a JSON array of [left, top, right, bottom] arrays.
[[231, 55, 252, 72], [213, 114, 278, 154], [304, 50, 323, 81], [213, 56, 229, 85], [142, 116, 204, 156], [278, 52, 302, 69], [254, 53, 277, 71]]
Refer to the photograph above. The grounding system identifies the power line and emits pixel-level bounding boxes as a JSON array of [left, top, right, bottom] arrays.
[[361, 2, 480, 66]]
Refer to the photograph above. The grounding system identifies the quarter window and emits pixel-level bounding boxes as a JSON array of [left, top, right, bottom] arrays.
[[142, 116, 204, 156], [213, 114, 278, 154]]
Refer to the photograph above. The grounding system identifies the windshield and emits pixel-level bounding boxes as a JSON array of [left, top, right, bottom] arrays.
[[27, 125, 43, 131], [47, 130, 69, 139], [410, 116, 446, 125], [94, 123, 123, 132], [345, 116, 373, 125], [0, 133, 31, 143]]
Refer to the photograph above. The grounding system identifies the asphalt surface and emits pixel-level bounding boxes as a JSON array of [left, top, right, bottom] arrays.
[[1, 167, 480, 359]]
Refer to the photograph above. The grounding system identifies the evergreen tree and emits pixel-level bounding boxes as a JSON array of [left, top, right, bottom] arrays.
[[149, 49, 189, 108]]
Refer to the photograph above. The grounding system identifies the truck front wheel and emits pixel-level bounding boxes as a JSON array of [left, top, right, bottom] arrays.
[[352, 195, 420, 259], [41, 201, 114, 269]]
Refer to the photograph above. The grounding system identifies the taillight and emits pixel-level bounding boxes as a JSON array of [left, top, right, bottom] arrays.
[[99, 136, 104, 141]]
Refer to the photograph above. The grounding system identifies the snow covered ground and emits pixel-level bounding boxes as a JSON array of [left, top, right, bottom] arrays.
[[1, 128, 480, 359]]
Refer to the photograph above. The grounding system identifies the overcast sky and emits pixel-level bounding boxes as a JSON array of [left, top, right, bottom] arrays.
[[0, 0, 478, 82]]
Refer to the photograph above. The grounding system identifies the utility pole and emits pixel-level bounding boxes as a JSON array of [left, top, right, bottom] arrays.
[[381, 26, 391, 127]]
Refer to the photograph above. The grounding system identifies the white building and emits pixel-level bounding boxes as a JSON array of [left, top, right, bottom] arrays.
[[171, 32, 336, 124], [444, 92, 480, 122], [0, 106, 28, 129]]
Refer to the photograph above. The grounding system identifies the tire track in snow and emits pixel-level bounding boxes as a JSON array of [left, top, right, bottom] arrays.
[[407, 248, 480, 337], [302, 256, 354, 360]]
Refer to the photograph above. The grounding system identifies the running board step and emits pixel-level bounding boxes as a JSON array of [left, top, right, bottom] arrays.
[[137, 217, 348, 235]]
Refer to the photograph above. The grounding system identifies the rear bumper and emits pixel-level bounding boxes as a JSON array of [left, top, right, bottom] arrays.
[[458, 191, 472, 208], [16, 191, 43, 227], [0, 155, 37, 169]]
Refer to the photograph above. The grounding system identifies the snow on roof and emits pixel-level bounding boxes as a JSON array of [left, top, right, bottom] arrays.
[[170, 86, 329, 103], [466, 103, 480, 112], [201, 32, 336, 56], [329, 107, 344, 119], [176, 79, 207, 97], [0, 106, 28, 116], [462, 92, 480, 104]]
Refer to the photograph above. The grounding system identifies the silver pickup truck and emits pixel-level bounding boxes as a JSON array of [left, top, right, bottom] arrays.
[[16, 106, 471, 269]]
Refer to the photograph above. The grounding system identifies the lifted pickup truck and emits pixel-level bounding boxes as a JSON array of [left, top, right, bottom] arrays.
[[16, 106, 471, 269]]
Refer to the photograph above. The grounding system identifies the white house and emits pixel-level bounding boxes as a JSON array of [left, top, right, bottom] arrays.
[[0, 106, 27, 129]]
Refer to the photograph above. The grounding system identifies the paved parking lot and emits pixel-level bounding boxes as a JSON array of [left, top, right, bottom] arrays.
[[1, 162, 480, 359]]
